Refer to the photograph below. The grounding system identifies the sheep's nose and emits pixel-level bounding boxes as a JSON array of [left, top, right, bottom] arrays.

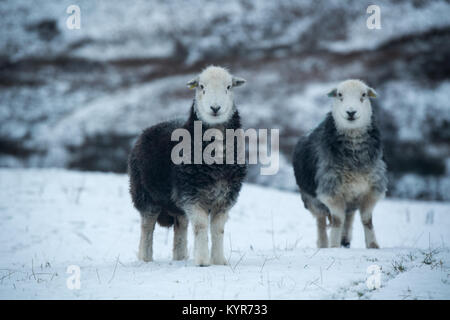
[[210, 106, 221, 114], [346, 111, 357, 118]]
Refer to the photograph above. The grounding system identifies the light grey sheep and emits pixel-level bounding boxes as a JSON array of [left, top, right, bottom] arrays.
[[293, 79, 387, 248]]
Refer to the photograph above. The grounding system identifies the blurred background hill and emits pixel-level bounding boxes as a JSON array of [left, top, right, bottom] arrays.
[[1, 0, 449, 200]]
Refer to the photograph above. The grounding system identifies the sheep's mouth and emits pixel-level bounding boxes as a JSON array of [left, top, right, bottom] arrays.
[[346, 116, 359, 122]]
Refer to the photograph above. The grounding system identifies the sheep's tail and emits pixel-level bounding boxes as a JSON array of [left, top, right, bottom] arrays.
[[157, 211, 174, 227]]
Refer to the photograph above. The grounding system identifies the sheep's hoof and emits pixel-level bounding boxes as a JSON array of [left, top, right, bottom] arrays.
[[138, 251, 153, 262], [368, 242, 380, 249], [173, 256, 188, 261], [139, 255, 153, 262], [341, 239, 351, 248], [173, 251, 188, 261], [194, 257, 210, 267], [198, 264, 210, 267], [211, 256, 228, 265]]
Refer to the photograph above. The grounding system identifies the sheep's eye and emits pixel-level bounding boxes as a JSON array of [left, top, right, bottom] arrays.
[[362, 93, 366, 97], [338, 93, 342, 97], [227, 85, 231, 90], [200, 85, 204, 90]]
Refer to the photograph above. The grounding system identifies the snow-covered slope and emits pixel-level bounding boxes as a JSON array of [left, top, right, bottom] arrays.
[[2, 0, 450, 62], [0, 169, 449, 299], [1, 0, 449, 200]]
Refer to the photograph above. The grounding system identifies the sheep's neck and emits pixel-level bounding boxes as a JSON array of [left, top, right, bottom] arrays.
[[336, 124, 371, 138], [188, 102, 241, 133]]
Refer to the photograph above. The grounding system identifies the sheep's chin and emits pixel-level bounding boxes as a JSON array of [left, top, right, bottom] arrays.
[[197, 110, 232, 126], [334, 113, 369, 133]]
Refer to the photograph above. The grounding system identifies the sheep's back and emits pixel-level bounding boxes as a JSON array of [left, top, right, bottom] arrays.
[[129, 120, 181, 208], [293, 133, 320, 197]]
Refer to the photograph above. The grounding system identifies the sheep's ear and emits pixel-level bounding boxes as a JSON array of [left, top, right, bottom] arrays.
[[368, 87, 377, 98], [327, 88, 337, 97], [187, 77, 199, 89], [232, 76, 246, 87]]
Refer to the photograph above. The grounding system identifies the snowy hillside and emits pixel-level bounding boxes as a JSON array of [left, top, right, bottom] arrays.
[[1, 0, 449, 200], [0, 169, 449, 299], [2, 0, 450, 62]]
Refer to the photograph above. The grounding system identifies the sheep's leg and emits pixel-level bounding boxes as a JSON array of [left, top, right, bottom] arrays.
[[138, 213, 159, 262], [186, 204, 210, 266], [329, 212, 345, 248], [308, 204, 328, 248], [341, 211, 356, 248], [210, 211, 228, 265], [173, 214, 189, 260], [360, 193, 381, 249], [320, 196, 345, 248], [316, 215, 328, 248]]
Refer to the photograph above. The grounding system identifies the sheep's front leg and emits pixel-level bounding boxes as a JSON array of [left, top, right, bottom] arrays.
[[187, 205, 210, 266], [360, 193, 381, 249], [329, 212, 345, 248], [308, 205, 328, 248], [138, 214, 158, 262], [341, 211, 356, 248], [210, 211, 228, 265], [320, 196, 345, 248], [316, 215, 329, 248], [173, 214, 189, 260]]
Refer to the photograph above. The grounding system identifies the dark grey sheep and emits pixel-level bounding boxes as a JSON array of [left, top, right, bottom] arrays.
[[128, 66, 247, 265]]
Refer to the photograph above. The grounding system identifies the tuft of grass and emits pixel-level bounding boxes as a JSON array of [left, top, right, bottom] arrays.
[[420, 248, 444, 269], [406, 252, 416, 262], [392, 260, 407, 273]]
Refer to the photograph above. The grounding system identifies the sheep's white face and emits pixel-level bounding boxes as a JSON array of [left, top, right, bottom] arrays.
[[328, 79, 377, 132], [187, 66, 246, 125]]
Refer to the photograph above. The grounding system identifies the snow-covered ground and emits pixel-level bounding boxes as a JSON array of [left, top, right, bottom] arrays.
[[0, 169, 449, 299]]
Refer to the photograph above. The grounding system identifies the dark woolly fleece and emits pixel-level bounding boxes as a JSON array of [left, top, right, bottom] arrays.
[[128, 101, 247, 227]]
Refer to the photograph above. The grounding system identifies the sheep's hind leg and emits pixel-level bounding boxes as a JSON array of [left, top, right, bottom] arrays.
[[173, 214, 189, 260], [210, 211, 228, 265], [360, 193, 381, 249], [138, 209, 160, 262], [341, 210, 356, 248], [186, 204, 210, 266]]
